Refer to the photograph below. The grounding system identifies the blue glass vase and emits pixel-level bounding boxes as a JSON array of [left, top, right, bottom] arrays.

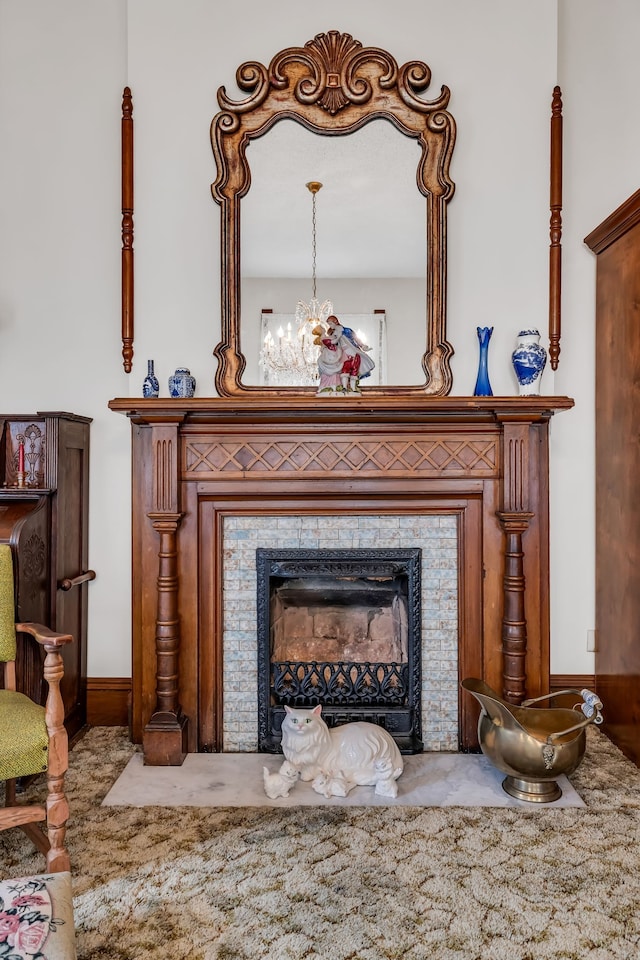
[[473, 326, 493, 397]]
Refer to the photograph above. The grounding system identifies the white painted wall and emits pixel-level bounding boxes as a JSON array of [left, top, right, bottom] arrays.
[[1, 0, 637, 680], [550, 0, 640, 672], [0, 0, 131, 676]]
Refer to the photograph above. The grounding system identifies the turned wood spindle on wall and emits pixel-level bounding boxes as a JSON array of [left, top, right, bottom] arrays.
[[549, 85, 563, 370], [121, 87, 134, 373]]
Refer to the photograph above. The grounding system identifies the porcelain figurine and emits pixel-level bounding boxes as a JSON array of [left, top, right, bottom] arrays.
[[316, 316, 375, 395], [262, 760, 299, 799], [168, 367, 196, 399], [267, 704, 403, 799]]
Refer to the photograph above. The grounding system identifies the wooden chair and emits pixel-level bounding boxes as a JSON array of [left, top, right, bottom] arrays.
[[0, 543, 73, 872]]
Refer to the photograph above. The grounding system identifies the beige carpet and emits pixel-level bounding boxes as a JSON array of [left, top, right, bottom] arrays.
[[1, 726, 640, 960]]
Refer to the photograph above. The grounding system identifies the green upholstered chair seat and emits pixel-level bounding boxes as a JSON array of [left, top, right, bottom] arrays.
[[0, 689, 48, 780], [0, 543, 17, 662]]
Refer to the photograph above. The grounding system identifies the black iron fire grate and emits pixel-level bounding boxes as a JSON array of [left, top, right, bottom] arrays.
[[257, 547, 423, 754], [272, 660, 409, 706]]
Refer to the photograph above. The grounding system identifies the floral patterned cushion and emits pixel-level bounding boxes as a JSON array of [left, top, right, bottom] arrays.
[[0, 872, 76, 959]]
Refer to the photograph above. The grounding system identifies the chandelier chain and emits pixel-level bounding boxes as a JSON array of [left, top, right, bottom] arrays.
[[259, 179, 333, 386], [311, 192, 318, 301]]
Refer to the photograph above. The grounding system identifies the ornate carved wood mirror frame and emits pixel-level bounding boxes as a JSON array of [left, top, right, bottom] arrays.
[[211, 31, 456, 398]]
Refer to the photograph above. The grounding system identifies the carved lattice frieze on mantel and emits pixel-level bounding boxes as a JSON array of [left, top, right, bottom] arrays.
[[183, 434, 499, 480]]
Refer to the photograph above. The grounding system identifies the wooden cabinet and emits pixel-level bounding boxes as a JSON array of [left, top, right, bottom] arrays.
[[0, 412, 92, 741], [585, 190, 640, 766]]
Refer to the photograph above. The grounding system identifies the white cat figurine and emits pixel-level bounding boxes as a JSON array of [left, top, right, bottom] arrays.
[[279, 704, 404, 798], [262, 759, 299, 799]]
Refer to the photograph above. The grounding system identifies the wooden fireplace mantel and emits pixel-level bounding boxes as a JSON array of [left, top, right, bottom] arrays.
[[109, 394, 573, 763]]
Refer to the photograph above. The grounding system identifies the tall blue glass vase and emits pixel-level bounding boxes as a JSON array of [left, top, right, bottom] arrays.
[[473, 326, 494, 396]]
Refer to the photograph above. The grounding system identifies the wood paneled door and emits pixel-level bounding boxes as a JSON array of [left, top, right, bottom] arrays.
[[586, 188, 640, 766]]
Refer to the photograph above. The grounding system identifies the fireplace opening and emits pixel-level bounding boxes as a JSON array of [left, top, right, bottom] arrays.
[[256, 548, 422, 754]]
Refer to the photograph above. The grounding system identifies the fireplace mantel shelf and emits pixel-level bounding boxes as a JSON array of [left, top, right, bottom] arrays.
[[109, 395, 574, 425], [110, 393, 574, 764]]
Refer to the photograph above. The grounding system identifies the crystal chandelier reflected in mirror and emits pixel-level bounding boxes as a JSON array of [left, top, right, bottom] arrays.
[[260, 181, 333, 386]]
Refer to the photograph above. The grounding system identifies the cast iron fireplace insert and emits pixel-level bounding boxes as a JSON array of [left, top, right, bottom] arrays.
[[256, 547, 422, 754]]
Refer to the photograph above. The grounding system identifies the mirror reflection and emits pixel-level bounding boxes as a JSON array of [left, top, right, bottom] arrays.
[[240, 120, 427, 386]]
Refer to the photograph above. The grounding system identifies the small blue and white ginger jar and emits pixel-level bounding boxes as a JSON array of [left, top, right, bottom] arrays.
[[168, 367, 196, 399], [511, 330, 547, 396]]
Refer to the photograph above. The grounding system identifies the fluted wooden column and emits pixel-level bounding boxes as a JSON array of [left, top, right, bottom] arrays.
[[497, 422, 534, 704], [143, 420, 188, 765]]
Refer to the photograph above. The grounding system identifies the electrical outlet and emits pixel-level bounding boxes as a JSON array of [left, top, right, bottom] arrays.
[[587, 629, 596, 652]]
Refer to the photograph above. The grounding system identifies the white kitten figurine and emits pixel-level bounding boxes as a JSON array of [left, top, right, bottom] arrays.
[[280, 704, 403, 798], [262, 759, 299, 799]]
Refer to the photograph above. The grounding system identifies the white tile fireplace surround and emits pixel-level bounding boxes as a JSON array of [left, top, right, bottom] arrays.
[[222, 514, 458, 752]]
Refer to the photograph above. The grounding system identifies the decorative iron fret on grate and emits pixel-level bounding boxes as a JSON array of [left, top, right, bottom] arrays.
[[272, 660, 409, 706]]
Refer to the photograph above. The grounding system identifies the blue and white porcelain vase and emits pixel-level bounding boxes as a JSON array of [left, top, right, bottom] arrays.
[[142, 359, 159, 398], [168, 367, 196, 399], [511, 329, 547, 396], [473, 326, 493, 397]]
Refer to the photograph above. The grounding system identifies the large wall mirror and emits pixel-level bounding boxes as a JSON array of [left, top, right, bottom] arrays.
[[211, 30, 456, 398]]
